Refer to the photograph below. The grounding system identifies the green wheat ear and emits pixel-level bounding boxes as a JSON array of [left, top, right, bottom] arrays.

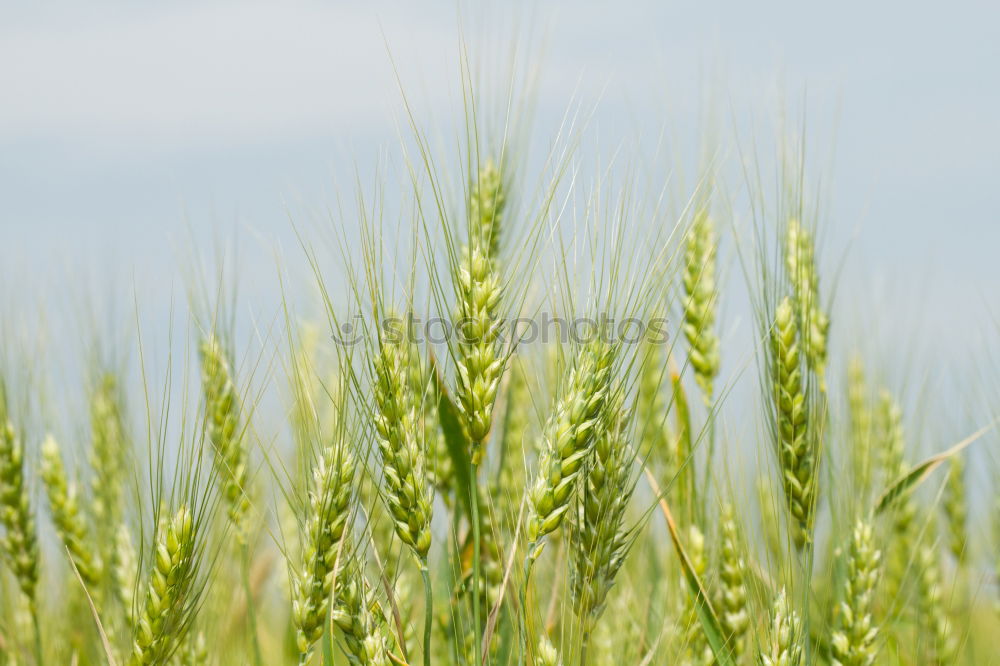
[[718, 502, 749, 659], [785, 218, 829, 390], [90, 372, 129, 557], [847, 356, 873, 497], [129, 505, 197, 665], [942, 454, 967, 563], [371, 332, 433, 560], [915, 538, 955, 666], [771, 296, 818, 550], [682, 209, 721, 403], [527, 340, 615, 560], [534, 636, 562, 666], [292, 444, 355, 663], [454, 159, 507, 465], [831, 520, 881, 666], [569, 394, 636, 628], [39, 435, 102, 588], [199, 334, 251, 536], [0, 381, 39, 610], [331, 546, 394, 666], [761, 589, 803, 666]]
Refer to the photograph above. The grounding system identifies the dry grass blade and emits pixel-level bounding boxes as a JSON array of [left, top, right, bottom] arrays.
[[640, 463, 735, 666]]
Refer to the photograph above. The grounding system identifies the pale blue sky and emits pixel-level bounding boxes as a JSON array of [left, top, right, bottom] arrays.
[[2, 0, 998, 381]]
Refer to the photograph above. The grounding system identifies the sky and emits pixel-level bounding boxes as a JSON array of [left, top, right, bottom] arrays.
[[2, 0, 998, 425]]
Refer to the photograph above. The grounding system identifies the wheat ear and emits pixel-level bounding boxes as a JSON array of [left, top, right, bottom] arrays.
[[761, 589, 803, 666], [915, 541, 955, 665], [0, 382, 39, 609], [372, 333, 433, 559], [831, 520, 881, 666], [199, 335, 251, 534], [128, 505, 197, 665], [331, 550, 394, 666], [292, 444, 355, 663], [526, 340, 615, 560], [942, 454, 967, 564], [39, 435, 102, 587], [682, 209, 721, 402], [847, 357, 873, 496], [785, 218, 829, 390], [90, 372, 129, 560], [534, 636, 562, 666], [771, 296, 817, 549], [454, 159, 507, 465], [569, 397, 635, 628], [718, 501, 749, 659]]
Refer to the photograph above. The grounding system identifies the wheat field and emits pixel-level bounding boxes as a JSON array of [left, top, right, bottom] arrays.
[[1, 42, 998, 666]]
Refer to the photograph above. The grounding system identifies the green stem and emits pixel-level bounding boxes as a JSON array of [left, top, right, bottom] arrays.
[[470, 463, 482, 666], [31, 605, 42, 665], [241, 543, 264, 666], [420, 560, 433, 666], [518, 551, 535, 666]]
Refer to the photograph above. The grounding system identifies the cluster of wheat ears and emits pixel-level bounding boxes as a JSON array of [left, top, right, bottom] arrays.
[[1, 80, 997, 666]]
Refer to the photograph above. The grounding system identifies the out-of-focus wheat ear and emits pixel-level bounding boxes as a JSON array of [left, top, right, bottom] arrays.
[[406, 339, 453, 504], [0, 382, 39, 611], [760, 589, 803, 666], [128, 505, 197, 665], [915, 541, 955, 666], [942, 454, 967, 564], [718, 502, 748, 660], [771, 296, 818, 550], [569, 395, 636, 635], [847, 356, 873, 497], [89, 372, 129, 565], [198, 334, 251, 537], [292, 444, 355, 663], [526, 340, 616, 561], [875, 389, 915, 600], [495, 355, 530, 533], [679, 523, 713, 665], [176, 629, 209, 666], [756, 476, 783, 564], [682, 209, 721, 403], [371, 333, 433, 560], [453, 159, 507, 465], [637, 337, 676, 476], [830, 519, 881, 666], [784, 218, 829, 391], [534, 635, 563, 666], [331, 547, 394, 666], [115, 523, 138, 626], [39, 435, 102, 588]]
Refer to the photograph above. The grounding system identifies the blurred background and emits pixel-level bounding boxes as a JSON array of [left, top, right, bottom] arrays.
[[2, 0, 998, 390]]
